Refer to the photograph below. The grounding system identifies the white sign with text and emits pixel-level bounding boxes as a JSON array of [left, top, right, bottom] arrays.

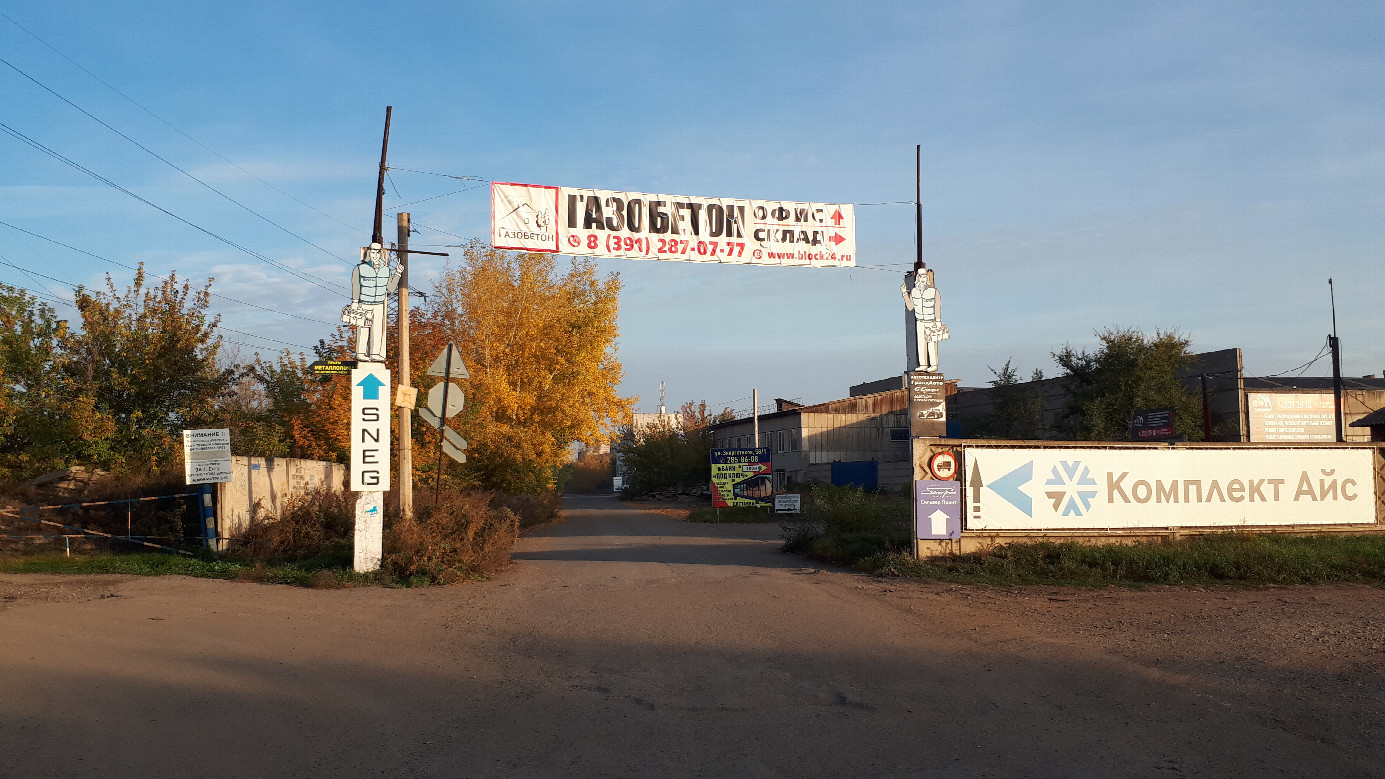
[[350, 365, 391, 492]]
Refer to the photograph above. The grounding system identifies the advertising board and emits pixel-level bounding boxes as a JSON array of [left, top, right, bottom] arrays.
[[710, 448, 772, 508], [965, 446, 1375, 530], [915, 480, 961, 539], [493, 182, 855, 267], [907, 371, 947, 438], [349, 365, 391, 492], [1247, 392, 1337, 442], [1131, 407, 1176, 440]]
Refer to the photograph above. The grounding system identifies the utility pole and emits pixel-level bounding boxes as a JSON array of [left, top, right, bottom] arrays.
[[752, 388, 759, 447], [397, 212, 413, 517], [1329, 278, 1344, 442]]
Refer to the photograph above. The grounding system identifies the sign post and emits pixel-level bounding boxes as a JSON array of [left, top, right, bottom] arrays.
[[182, 428, 232, 552], [350, 364, 391, 572]]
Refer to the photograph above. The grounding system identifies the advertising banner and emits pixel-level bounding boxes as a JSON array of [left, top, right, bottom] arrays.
[[915, 480, 961, 539], [492, 182, 855, 267], [1247, 392, 1338, 442], [710, 448, 773, 508], [964, 447, 1376, 530], [1131, 407, 1176, 440], [907, 371, 947, 437]]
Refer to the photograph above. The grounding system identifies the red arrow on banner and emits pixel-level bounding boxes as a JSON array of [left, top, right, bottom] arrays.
[[830, 209, 844, 226], [830, 232, 846, 246]]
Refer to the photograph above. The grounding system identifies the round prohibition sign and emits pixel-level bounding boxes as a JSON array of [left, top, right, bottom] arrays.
[[928, 450, 959, 480]]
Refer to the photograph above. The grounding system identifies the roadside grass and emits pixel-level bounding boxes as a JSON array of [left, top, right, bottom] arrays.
[[0, 551, 402, 587], [687, 505, 776, 523], [864, 533, 1385, 587], [778, 483, 1385, 587]]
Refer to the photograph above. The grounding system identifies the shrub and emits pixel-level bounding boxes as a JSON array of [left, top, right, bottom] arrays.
[[231, 487, 354, 564], [384, 491, 519, 584], [490, 491, 561, 529], [780, 482, 911, 565]]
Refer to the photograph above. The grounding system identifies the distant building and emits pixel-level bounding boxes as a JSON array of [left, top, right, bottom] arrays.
[[709, 391, 912, 490]]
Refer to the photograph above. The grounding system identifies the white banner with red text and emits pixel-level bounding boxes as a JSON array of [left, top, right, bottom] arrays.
[[492, 181, 855, 267]]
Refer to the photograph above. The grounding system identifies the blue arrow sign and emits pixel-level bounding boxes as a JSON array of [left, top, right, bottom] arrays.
[[356, 372, 386, 400], [988, 460, 1034, 516]]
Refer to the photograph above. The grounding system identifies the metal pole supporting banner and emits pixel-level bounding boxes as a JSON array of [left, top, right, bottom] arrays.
[[398, 212, 413, 519]]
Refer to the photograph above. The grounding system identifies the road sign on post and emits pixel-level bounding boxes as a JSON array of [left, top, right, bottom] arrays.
[[426, 345, 470, 500]]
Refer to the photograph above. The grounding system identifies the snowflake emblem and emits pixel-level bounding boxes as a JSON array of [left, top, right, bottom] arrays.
[[1044, 460, 1098, 517]]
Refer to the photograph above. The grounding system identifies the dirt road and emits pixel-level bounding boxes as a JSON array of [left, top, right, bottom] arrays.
[[2, 494, 1383, 777]]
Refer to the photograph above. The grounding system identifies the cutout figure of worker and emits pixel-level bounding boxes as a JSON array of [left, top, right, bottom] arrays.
[[901, 265, 948, 373], [341, 242, 400, 362]]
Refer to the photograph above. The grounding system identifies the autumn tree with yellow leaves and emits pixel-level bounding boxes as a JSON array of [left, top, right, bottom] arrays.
[[414, 241, 632, 494]]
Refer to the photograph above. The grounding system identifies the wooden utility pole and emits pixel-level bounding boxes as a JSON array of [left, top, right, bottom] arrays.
[[397, 212, 413, 517]]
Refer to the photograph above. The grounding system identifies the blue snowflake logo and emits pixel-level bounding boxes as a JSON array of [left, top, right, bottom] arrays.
[[1043, 461, 1098, 516]]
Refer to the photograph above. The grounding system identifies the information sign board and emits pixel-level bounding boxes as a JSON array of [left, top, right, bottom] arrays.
[[182, 428, 232, 485], [915, 480, 961, 539], [710, 448, 772, 508], [1247, 392, 1337, 442], [908, 372, 947, 437]]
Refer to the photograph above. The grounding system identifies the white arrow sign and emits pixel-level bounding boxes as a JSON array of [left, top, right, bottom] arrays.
[[929, 509, 949, 538]]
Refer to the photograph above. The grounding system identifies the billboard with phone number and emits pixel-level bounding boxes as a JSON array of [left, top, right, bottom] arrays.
[[711, 448, 773, 508]]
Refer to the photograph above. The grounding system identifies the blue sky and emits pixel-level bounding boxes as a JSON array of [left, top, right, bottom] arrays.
[[2, 1, 1382, 416]]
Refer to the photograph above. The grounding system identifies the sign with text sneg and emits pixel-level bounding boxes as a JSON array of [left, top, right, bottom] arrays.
[[492, 182, 855, 267], [350, 365, 391, 492]]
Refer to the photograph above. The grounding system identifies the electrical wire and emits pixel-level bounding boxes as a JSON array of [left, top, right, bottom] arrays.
[[0, 11, 361, 235], [0, 121, 348, 296], [0, 57, 357, 269], [0, 220, 340, 326], [0, 261, 321, 351]]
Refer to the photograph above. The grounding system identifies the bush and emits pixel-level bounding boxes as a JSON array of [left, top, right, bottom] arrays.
[[780, 482, 911, 565], [489, 491, 562, 529], [384, 491, 519, 584], [231, 488, 354, 564]]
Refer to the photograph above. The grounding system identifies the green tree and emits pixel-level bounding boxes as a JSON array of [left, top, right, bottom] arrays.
[[58, 267, 233, 471], [617, 401, 734, 495], [0, 283, 70, 477], [1052, 327, 1203, 441], [973, 359, 1048, 439]]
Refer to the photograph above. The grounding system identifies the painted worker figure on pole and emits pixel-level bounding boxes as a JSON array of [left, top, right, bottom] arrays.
[[342, 242, 400, 362], [901, 265, 948, 373]]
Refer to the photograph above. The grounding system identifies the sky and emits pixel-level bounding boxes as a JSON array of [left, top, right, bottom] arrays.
[[2, 1, 1382, 417]]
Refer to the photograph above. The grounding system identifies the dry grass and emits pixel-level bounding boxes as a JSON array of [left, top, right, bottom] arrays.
[[384, 491, 520, 584]]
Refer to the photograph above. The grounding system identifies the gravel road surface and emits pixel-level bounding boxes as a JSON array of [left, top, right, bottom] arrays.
[[2, 494, 1382, 777]]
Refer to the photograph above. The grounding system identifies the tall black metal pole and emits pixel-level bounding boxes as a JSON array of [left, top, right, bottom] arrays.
[[372, 107, 392, 246], [1330, 278, 1344, 442], [915, 144, 923, 271], [434, 347, 453, 504]]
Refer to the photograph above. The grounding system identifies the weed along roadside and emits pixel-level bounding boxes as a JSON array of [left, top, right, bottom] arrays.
[[0, 487, 562, 588], [775, 483, 1385, 587]]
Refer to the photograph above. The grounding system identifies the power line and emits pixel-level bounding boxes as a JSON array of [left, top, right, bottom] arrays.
[[0, 259, 322, 352], [0, 56, 356, 269], [0, 121, 348, 296], [0, 10, 361, 235], [0, 220, 340, 326]]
